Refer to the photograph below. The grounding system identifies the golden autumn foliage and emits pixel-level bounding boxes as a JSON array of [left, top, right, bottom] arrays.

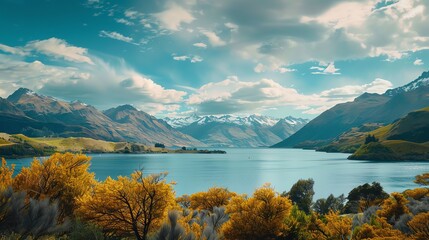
[[377, 192, 409, 223], [408, 212, 429, 240], [188, 187, 236, 211], [404, 187, 429, 200], [222, 184, 292, 240], [1, 154, 428, 240], [12, 153, 95, 220], [353, 221, 407, 240], [0, 158, 14, 190], [414, 173, 429, 186], [308, 211, 352, 240], [76, 171, 176, 240]]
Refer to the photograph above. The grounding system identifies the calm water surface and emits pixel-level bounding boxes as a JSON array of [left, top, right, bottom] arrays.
[[8, 148, 429, 198]]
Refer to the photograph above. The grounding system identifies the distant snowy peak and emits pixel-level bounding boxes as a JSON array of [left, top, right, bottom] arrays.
[[164, 114, 201, 128], [282, 116, 309, 125], [164, 114, 308, 128], [385, 71, 429, 96]]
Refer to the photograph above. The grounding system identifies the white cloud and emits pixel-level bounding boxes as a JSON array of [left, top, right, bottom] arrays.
[[173, 55, 189, 61], [154, 3, 195, 31], [26, 38, 94, 64], [0, 40, 187, 115], [277, 67, 296, 73], [254, 62, 296, 73], [115, 18, 134, 26], [311, 62, 340, 75], [200, 30, 226, 47], [191, 55, 203, 63], [225, 22, 239, 32], [138, 103, 181, 115], [303, 106, 331, 115], [301, 2, 371, 29], [320, 78, 393, 97], [120, 73, 186, 104], [0, 56, 91, 93], [254, 63, 265, 73], [193, 42, 207, 48], [187, 76, 393, 115], [0, 43, 27, 56], [414, 59, 424, 65], [173, 54, 203, 63], [99, 31, 133, 43], [124, 9, 141, 19]]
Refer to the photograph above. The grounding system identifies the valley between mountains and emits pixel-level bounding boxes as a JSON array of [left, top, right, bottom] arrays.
[[1, 71, 429, 160]]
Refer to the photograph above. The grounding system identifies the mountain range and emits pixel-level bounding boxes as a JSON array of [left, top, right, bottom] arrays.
[[164, 115, 308, 147], [1, 88, 204, 147], [273, 71, 429, 148]]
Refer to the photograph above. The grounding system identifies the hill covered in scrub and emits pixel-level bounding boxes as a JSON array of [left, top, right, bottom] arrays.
[[317, 107, 429, 160]]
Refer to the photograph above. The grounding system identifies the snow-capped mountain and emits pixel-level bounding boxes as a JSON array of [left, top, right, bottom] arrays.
[[164, 114, 309, 147], [385, 71, 429, 96], [164, 114, 306, 129]]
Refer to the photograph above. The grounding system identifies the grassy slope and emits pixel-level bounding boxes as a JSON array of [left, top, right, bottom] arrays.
[[325, 107, 429, 160], [0, 133, 225, 158], [349, 140, 429, 160]]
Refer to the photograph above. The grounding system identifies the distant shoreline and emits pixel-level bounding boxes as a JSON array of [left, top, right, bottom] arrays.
[[0, 133, 226, 159]]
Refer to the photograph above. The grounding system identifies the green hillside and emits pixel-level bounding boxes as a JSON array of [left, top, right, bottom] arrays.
[[0, 133, 225, 158], [348, 140, 429, 160], [345, 107, 429, 160], [273, 71, 429, 149]]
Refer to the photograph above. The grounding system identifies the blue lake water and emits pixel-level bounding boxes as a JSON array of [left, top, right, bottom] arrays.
[[7, 148, 429, 199]]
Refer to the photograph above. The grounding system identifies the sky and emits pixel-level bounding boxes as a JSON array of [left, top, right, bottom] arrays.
[[0, 0, 429, 119]]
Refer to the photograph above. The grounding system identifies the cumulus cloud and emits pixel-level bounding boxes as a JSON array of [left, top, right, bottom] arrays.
[[25, 38, 94, 64], [193, 42, 207, 48], [196, 0, 429, 67], [119, 73, 186, 104], [99, 30, 133, 43], [319, 78, 392, 98], [414, 59, 424, 65], [154, 3, 195, 31], [225, 22, 239, 32], [254, 63, 265, 73], [0, 39, 187, 115], [115, 18, 134, 26], [0, 44, 27, 56], [187, 76, 393, 115], [200, 30, 226, 47], [191, 55, 203, 63], [173, 55, 189, 61]]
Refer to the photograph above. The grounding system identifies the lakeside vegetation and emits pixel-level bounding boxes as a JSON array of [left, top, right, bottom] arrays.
[[0, 133, 225, 158], [317, 107, 429, 160], [1, 153, 428, 240]]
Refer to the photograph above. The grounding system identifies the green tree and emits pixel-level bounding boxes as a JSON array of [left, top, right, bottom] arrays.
[[414, 173, 429, 186], [285, 179, 315, 214], [364, 134, 378, 144], [344, 182, 389, 213], [313, 194, 345, 215]]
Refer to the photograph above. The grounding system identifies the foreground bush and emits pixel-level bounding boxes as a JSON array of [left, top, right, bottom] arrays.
[[0, 153, 428, 240], [77, 171, 176, 240]]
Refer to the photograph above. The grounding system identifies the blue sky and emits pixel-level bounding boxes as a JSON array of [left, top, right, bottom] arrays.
[[0, 0, 428, 118]]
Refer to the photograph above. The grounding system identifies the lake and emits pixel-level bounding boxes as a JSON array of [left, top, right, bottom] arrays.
[[7, 148, 429, 199]]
